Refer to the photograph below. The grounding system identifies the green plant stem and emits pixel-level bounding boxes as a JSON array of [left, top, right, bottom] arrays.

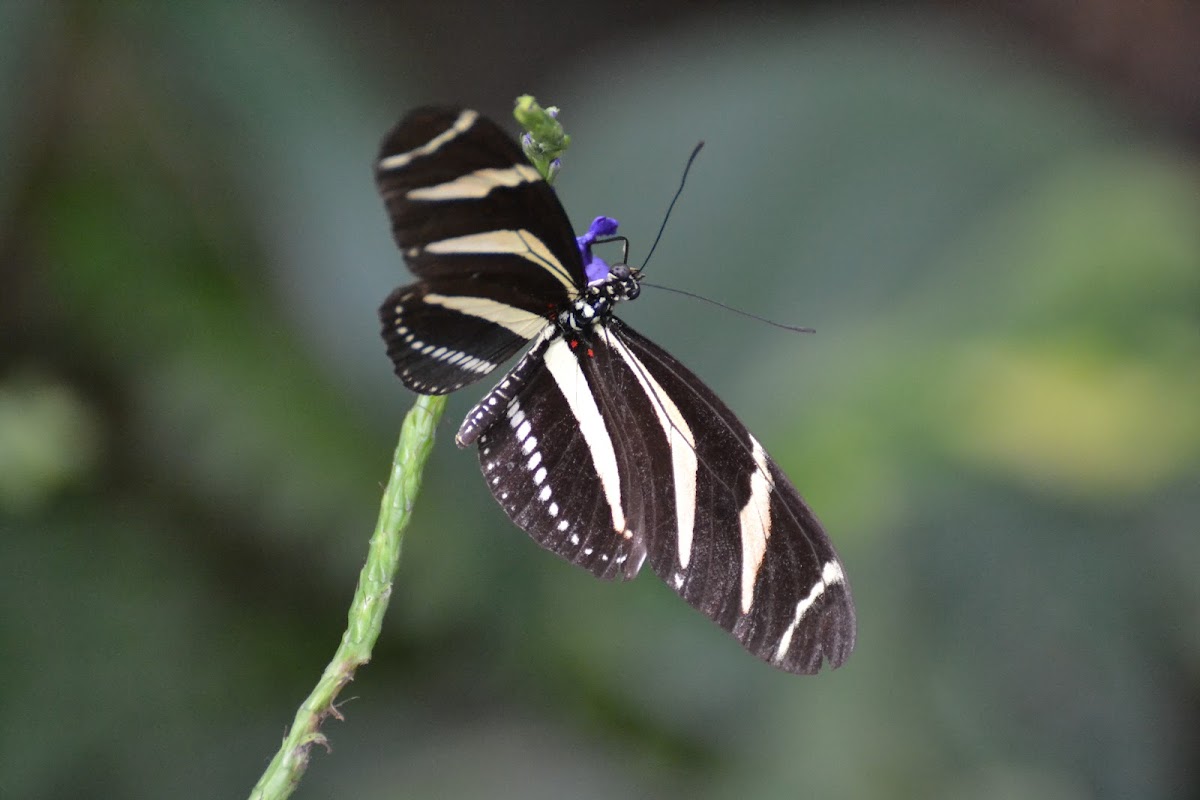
[[249, 97, 565, 800], [248, 393, 447, 800]]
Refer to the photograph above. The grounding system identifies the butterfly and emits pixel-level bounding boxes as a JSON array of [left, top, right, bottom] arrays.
[[376, 107, 855, 673]]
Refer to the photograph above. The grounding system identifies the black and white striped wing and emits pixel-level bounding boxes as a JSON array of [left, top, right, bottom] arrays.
[[379, 277, 552, 394], [471, 330, 650, 581], [604, 320, 855, 674], [376, 107, 586, 394], [471, 319, 856, 674]]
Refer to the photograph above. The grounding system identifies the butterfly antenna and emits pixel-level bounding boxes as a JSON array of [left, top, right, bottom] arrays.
[[639, 141, 705, 272], [639, 281, 816, 334]]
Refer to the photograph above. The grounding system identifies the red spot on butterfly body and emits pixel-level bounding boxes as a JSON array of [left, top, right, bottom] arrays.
[[569, 339, 579, 350], [586, 348, 594, 358]]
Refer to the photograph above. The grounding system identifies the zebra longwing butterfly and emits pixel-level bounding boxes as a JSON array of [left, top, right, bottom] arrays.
[[377, 107, 855, 674]]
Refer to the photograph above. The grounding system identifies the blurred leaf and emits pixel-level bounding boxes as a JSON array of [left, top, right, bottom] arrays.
[[0, 372, 100, 512], [945, 342, 1200, 497]]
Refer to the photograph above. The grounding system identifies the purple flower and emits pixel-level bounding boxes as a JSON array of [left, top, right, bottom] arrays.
[[577, 216, 620, 283]]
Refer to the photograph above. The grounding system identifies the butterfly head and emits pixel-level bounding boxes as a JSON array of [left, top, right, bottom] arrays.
[[605, 262, 641, 301], [560, 259, 641, 333], [576, 215, 640, 297]]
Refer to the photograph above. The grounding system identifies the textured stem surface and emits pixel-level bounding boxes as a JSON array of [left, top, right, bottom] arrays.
[[248, 394, 447, 800]]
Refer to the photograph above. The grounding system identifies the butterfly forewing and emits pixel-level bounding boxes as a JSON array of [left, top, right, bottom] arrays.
[[376, 107, 585, 393], [376, 107, 585, 297]]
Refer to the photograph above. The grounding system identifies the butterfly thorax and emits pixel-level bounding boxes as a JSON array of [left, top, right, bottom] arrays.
[[558, 265, 641, 333]]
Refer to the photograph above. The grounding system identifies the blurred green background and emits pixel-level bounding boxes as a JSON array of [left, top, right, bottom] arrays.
[[2, 1, 1198, 798]]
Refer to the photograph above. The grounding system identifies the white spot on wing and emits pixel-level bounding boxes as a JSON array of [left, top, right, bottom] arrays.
[[822, 560, 845, 586], [415, 340, 495, 374]]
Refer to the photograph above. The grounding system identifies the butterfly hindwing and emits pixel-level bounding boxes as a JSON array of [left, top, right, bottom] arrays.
[[376, 106, 588, 394]]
